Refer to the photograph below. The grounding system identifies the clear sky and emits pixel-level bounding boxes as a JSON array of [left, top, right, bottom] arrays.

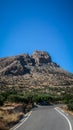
[[0, 0, 73, 73]]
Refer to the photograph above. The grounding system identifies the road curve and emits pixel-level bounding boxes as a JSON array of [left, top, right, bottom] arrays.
[[13, 106, 72, 130]]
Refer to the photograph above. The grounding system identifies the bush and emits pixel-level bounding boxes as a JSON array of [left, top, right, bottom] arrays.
[[7, 94, 31, 103], [0, 91, 33, 104], [63, 93, 73, 104], [0, 95, 5, 106], [32, 94, 60, 104], [67, 99, 73, 111]]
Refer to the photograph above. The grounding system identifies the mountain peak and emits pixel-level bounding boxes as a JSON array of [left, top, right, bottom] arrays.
[[31, 50, 52, 65], [0, 50, 73, 93]]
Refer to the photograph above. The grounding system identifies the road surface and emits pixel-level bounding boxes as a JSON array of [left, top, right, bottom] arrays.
[[13, 106, 73, 130]]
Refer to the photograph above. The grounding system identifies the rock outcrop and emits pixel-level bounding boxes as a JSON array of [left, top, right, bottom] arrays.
[[31, 50, 52, 65], [0, 51, 54, 76]]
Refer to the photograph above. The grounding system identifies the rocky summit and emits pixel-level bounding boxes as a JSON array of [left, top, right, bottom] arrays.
[[0, 50, 73, 92]]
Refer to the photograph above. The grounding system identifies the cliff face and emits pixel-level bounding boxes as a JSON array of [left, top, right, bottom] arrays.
[[31, 51, 52, 65], [0, 50, 73, 92]]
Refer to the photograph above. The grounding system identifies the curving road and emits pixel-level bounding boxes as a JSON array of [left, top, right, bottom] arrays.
[[13, 106, 73, 130]]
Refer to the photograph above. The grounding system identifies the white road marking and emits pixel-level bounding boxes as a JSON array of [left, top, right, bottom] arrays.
[[55, 107, 72, 130], [10, 111, 32, 130]]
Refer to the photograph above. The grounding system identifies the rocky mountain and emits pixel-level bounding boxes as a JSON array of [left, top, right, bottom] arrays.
[[0, 50, 73, 92]]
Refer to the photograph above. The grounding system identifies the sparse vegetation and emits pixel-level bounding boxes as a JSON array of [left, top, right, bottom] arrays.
[[0, 87, 73, 107], [0, 87, 73, 130], [0, 109, 24, 130]]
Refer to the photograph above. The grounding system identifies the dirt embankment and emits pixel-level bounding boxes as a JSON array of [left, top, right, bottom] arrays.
[[0, 102, 32, 130]]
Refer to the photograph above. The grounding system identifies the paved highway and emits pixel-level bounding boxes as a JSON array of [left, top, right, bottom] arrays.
[[13, 106, 73, 130]]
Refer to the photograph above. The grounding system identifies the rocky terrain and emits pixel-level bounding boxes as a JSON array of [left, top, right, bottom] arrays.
[[0, 50, 73, 93]]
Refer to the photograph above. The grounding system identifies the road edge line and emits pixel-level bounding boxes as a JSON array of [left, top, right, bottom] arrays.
[[10, 111, 32, 130], [54, 107, 72, 130]]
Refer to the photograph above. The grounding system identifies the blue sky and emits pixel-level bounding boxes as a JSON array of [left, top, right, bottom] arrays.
[[0, 0, 73, 73]]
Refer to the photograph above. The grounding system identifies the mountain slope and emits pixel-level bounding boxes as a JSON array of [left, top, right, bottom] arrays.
[[0, 50, 73, 92]]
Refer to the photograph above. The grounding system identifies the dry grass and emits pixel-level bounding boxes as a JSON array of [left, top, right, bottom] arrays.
[[0, 108, 24, 130], [0, 102, 32, 130], [0, 110, 4, 116], [4, 112, 23, 123], [60, 105, 73, 116], [0, 122, 9, 130]]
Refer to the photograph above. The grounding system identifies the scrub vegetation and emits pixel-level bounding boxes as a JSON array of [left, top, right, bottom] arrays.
[[0, 87, 73, 130], [0, 87, 73, 109]]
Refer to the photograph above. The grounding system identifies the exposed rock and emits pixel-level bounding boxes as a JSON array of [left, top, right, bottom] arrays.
[[17, 54, 35, 66], [0, 50, 73, 92], [31, 50, 52, 65]]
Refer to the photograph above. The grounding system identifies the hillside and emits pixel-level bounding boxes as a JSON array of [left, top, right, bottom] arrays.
[[0, 50, 73, 93]]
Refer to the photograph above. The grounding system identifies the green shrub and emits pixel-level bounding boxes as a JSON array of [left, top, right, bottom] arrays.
[[0, 95, 5, 106], [7, 94, 31, 103], [32, 94, 59, 104], [63, 93, 73, 104], [67, 99, 73, 111]]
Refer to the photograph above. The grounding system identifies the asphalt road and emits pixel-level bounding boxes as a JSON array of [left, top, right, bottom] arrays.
[[14, 106, 72, 130]]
